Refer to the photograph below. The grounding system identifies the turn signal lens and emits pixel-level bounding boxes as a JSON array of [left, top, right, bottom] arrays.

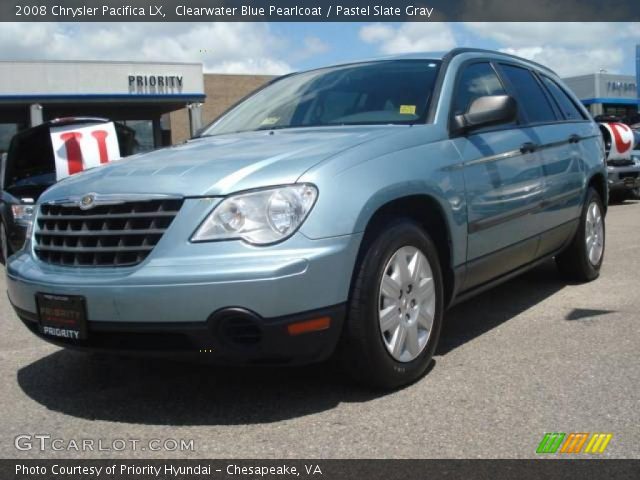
[[287, 316, 331, 336]]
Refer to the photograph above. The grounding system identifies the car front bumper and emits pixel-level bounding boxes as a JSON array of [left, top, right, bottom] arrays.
[[607, 165, 640, 192], [6, 231, 362, 363]]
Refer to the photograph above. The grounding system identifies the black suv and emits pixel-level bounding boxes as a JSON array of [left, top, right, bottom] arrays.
[[0, 118, 137, 263]]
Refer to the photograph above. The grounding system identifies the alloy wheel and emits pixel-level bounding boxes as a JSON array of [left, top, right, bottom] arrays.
[[585, 201, 604, 266], [378, 246, 436, 362]]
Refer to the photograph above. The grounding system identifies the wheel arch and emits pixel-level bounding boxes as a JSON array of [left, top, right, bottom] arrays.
[[353, 194, 456, 308], [588, 172, 607, 213]]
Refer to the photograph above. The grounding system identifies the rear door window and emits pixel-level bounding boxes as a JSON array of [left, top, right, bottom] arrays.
[[499, 64, 558, 124]]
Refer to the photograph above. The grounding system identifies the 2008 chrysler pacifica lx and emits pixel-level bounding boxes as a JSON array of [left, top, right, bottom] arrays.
[[7, 48, 607, 388]]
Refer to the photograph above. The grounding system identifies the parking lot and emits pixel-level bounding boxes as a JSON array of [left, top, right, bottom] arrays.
[[0, 200, 638, 459]]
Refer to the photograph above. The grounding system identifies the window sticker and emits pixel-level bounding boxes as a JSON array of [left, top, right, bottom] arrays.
[[399, 105, 416, 115], [260, 117, 280, 126]]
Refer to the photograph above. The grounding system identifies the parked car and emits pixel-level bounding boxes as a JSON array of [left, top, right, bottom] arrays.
[[598, 121, 640, 202], [593, 114, 621, 123], [0, 118, 137, 264], [606, 150, 640, 201], [6, 49, 607, 388]]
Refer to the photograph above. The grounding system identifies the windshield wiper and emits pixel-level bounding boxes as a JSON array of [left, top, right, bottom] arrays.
[[201, 122, 408, 137], [254, 125, 305, 131]]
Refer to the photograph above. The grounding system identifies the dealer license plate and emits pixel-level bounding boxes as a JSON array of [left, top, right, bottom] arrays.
[[36, 293, 87, 341]]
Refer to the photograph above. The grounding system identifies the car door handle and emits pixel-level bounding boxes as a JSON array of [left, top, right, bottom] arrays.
[[520, 142, 538, 154], [568, 134, 581, 144]]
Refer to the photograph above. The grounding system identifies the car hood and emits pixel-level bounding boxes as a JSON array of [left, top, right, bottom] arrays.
[[39, 126, 402, 201]]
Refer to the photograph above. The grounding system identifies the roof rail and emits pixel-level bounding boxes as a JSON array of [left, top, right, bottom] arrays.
[[445, 48, 557, 76]]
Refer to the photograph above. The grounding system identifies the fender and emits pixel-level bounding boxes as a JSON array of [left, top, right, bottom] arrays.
[[300, 135, 468, 269]]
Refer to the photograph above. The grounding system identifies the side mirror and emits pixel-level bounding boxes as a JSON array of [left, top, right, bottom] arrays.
[[453, 95, 517, 134]]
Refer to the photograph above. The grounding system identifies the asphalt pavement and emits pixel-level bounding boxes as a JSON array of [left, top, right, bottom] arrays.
[[1, 200, 638, 459]]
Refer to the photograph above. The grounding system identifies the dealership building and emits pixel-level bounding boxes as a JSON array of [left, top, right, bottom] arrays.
[[563, 72, 639, 121], [0, 60, 272, 154]]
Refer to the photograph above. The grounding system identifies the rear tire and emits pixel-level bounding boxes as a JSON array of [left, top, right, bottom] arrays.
[[339, 219, 444, 389], [556, 187, 605, 282]]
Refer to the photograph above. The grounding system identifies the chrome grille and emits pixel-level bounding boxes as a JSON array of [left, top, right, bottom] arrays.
[[34, 198, 183, 267]]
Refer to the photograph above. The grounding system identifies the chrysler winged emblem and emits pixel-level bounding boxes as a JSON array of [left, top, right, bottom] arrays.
[[79, 193, 96, 210]]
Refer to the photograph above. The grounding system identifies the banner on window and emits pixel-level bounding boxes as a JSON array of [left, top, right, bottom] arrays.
[[50, 122, 121, 180]]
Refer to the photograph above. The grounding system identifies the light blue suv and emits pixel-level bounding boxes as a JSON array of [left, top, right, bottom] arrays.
[[7, 49, 607, 388]]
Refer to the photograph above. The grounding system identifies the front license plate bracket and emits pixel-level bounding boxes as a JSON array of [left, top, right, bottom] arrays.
[[36, 293, 88, 341]]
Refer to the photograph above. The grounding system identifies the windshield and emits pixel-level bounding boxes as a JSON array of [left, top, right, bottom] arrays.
[[202, 60, 442, 136]]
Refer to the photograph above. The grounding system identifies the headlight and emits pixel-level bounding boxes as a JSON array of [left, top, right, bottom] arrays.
[[11, 204, 35, 225], [191, 184, 318, 245], [632, 155, 640, 166]]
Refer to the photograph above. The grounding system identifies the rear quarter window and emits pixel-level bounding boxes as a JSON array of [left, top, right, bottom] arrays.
[[540, 76, 586, 121]]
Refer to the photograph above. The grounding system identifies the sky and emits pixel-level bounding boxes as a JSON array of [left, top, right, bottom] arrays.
[[0, 22, 639, 78]]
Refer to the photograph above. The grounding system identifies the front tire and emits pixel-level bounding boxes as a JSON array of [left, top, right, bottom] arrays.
[[339, 219, 444, 389], [556, 187, 605, 282], [0, 222, 10, 266]]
